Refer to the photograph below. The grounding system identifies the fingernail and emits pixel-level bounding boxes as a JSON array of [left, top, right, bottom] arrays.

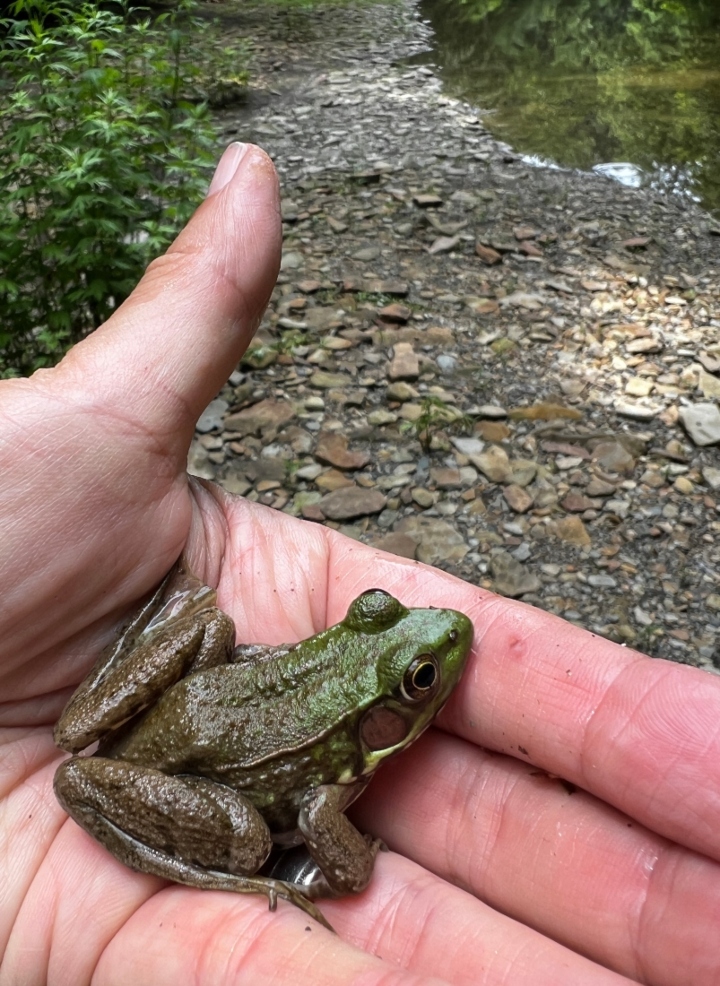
[[207, 142, 249, 197]]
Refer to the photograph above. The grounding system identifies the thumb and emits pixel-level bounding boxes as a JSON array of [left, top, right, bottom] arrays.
[[58, 142, 281, 447]]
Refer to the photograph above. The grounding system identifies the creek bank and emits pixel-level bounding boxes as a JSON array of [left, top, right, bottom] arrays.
[[191, 0, 720, 669]]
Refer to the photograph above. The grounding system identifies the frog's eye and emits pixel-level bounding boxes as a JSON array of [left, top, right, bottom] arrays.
[[401, 654, 440, 701], [346, 589, 407, 632]]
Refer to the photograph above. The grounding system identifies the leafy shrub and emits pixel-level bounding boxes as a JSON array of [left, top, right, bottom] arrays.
[[0, 0, 247, 376]]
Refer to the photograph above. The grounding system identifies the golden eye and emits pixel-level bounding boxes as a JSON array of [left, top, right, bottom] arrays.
[[401, 654, 439, 701]]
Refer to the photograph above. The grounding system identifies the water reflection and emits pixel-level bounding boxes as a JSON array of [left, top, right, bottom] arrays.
[[417, 0, 720, 215]]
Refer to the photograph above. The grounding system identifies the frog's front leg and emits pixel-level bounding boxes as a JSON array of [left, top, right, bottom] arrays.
[[294, 782, 384, 899], [54, 757, 333, 930]]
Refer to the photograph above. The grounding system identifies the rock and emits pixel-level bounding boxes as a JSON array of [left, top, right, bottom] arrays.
[[395, 516, 468, 566], [370, 532, 418, 559], [509, 403, 583, 422], [413, 193, 443, 207], [315, 469, 356, 491], [368, 408, 398, 425], [586, 478, 617, 496], [451, 436, 485, 457], [388, 342, 420, 381], [679, 404, 720, 446], [475, 242, 502, 265], [196, 398, 228, 433], [314, 432, 371, 470], [224, 400, 296, 437], [296, 463, 324, 481], [280, 250, 304, 270], [699, 369, 720, 400], [555, 516, 592, 547], [591, 441, 636, 474], [428, 235, 462, 254], [625, 376, 654, 397], [318, 488, 387, 520], [701, 465, 720, 489], [469, 445, 512, 483], [473, 404, 507, 419], [509, 459, 537, 487], [588, 574, 618, 588], [490, 551, 541, 597], [430, 467, 464, 490], [561, 493, 598, 513], [475, 420, 511, 441], [309, 371, 353, 390], [386, 381, 419, 401], [378, 303, 411, 324], [352, 245, 381, 262], [503, 484, 534, 513], [614, 401, 658, 421], [436, 354, 457, 373], [411, 487, 435, 508], [625, 337, 662, 354]]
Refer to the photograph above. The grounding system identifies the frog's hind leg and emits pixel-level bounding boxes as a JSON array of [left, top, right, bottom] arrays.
[[54, 757, 333, 931]]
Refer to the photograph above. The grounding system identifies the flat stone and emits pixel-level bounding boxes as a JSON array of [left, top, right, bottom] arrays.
[[699, 369, 720, 400], [503, 484, 534, 513], [509, 403, 583, 422], [554, 516, 592, 547], [370, 532, 418, 559], [701, 465, 720, 489], [196, 398, 228, 433], [614, 401, 658, 421], [368, 408, 398, 425], [588, 574, 618, 588], [451, 436, 485, 457], [509, 459, 537, 487], [386, 381, 419, 401], [475, 420, 511, 441], [591, 441, 636, 474], [224, 399, 296, 437], [309, 371, 353, 390], [395, 516, 468, 565], [430, 467, 464, 490], [561, 493, 599, 513], [413, 193, 443, 207], [473, 405, 507, 419], [679, 404, 720, 446], [470, 445, 512, 484], [388, 342, 420, 381], [411, 487, 435, 508], [318, 487, 387, 520], [378, 303, 411, 324], [586, 478, 617, 496], [475, 242, 502, 265], [490, 551, 541, 598], [625, 337, 662, 354], [314, 432, 370, 470], [296, 463, 324, 481], [625, 376, 654, 397], [219, 474, 250, 496], [315, 469, 356, 491]]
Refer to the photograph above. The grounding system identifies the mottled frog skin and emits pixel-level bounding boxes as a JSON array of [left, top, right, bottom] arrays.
[[54, 563, 473, 928]]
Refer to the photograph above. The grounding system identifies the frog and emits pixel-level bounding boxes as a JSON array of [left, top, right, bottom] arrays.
[[54, 561, 473, 930]]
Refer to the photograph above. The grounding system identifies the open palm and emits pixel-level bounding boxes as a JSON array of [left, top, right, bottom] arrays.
[[1, 144, 719, 986]]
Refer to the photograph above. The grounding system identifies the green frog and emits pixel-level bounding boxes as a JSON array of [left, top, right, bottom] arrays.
[[54, 562, 473, 929]]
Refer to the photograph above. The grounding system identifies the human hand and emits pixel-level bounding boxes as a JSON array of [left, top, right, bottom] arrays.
[[1, 143, 718, 986]]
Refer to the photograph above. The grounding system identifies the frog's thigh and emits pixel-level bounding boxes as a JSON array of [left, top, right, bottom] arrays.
[[299, 784, 381, 896], [55, 757, 272, 876]]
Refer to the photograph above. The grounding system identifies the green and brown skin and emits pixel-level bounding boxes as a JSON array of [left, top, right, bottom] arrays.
[[53, 564, 473, 930]]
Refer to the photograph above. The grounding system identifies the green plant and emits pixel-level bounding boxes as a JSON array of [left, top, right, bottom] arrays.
[[406, 395, 471, 451], [0, 0, 247, 376]]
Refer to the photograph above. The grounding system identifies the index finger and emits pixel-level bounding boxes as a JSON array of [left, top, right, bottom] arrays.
[[326, 535, 720, 861]]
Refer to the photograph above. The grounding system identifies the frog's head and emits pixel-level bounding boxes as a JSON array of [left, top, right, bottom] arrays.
[[344, 589, 473, 774]]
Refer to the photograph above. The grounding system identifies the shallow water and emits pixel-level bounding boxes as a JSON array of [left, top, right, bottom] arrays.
[[416, 0, 720, 216]]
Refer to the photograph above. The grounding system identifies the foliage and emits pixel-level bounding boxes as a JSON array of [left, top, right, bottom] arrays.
[[406, 395, 471, 451], [418, 0, 720, 212], [0, 0, 248, 377]]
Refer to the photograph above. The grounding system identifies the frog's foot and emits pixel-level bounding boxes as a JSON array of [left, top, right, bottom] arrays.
[[80, 807, 334, 931]]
